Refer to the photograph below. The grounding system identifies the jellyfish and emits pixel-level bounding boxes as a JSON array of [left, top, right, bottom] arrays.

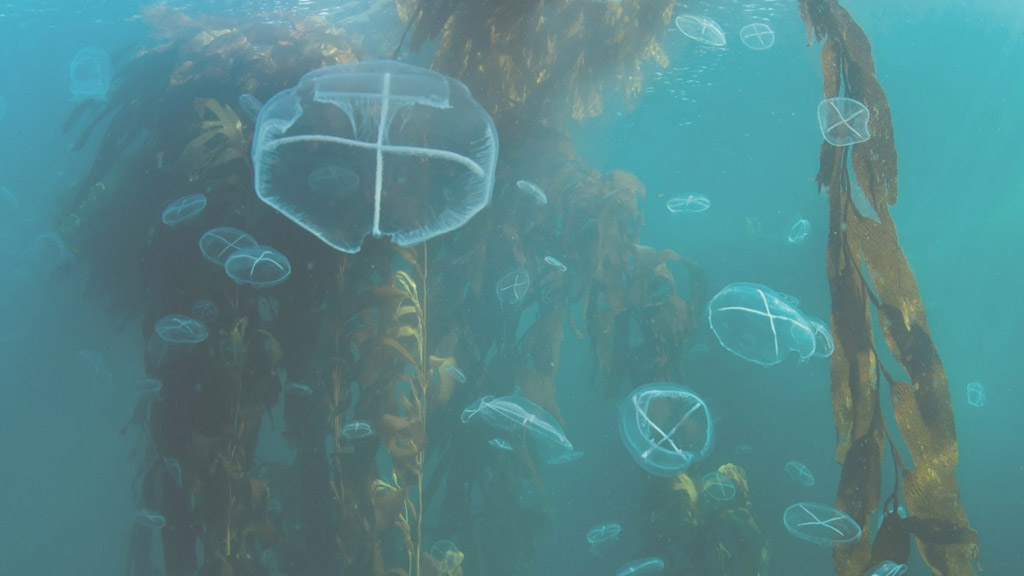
[[740, 23, 775, 50], [619, 383, 713, 476], [675, 15, 726, 47], [783, 502, 862, 546], [69, 47, 112, 102], [817, 97, 871, 146], [252, 60, 498, 253]]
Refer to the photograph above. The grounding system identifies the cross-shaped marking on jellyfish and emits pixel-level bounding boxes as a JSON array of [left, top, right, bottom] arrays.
[[717, 288, 780, 358], [826, 100, 867, 139], [794, 504, 850, 536], [213, 233, 255, 259], [745, 27, 772, 46], [245, 251, 286, 276], [636, 396, 702, 459]]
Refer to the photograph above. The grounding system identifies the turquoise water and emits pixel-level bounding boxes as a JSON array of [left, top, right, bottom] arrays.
[[0, 1, 1020, 575]]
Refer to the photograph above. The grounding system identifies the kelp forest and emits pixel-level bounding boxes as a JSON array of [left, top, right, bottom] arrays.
[[52, 1, 980, 575]]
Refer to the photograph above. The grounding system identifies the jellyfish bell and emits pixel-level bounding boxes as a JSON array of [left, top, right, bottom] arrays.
[[252, 60, 499, 254]]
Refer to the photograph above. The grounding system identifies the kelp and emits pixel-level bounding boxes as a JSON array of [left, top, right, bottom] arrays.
[[398, 0, 675, 125], [799, 0, 979, 574], [641, 464, 768, 576], [58, 5, 714, 576]]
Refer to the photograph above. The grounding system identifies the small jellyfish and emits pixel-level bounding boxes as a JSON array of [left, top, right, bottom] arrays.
[[341, 420, 374, 440], [69, 47, 112, 101], [586, 523, 622, 548], [191, 299, 219, 323], [966, 381, 986, 408], [444, 363, 467, 384], [666, 194, 711, 214], [817, 97, 871, 147], [134, 378, 163, 395], [675, 15, 726, 47], [161, 194, 207, 227], [543, 256, 568, 272], [516, 179, 548, 205], [548, 450, 584, 465], [147, 315, 208, 368], [132, 508, 167, 529], [489, 438, 514, 451], [199, 227, 258, 266], [787, 218, 811, 244], [784, 502, 862, 546], [701, 472, 737, 501], [739, 23, 775, 50], [496, 269, 530, 306], [237, 93, 264, 123], [224, 246, 292, 288], [615, 557, 665, 576], [784, 460, 816, 487], [285, 382, 313, 397], [429, 540, 464, 574]]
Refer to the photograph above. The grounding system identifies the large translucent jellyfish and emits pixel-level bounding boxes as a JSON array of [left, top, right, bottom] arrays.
[[615, 557, 665, 576], [966, 381, 986, 408], [675, 15, 726, 47], [784, 461, 816, 487], [619, 383, 713, 476], [69, 47, 113, 102], [199, 227, 258, 266], [707, 283, 830, 365], [191, 299, 219, 323], [739, 23, 776, 50], [252, 60, 498, 253], [224, 246, 291, 288], [496, 269, 530, 305], [147, 314, 208, 369], [783, 502, 862, 546], [817, 97, 871, 146], [161, 194, 207, 227], [701, 472, 737, 501], [862, 560, 908, 576], [461, 395, 574, 459]]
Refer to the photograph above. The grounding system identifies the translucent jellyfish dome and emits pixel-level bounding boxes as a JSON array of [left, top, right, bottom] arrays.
[[707, 283, 833, 365], [161, 194, 207, 227], [252, 60, 498, 253], [675, 15, 726, 47], [69, 47, 112, 102], [783, 502, 862, 546], [199, 227, 258, 266], [619, 383, 713, 477], [224, 245, 291, 288], [461, 395, 573, 459], [817, 97, 871, 146], [147, 314, 208, 369]]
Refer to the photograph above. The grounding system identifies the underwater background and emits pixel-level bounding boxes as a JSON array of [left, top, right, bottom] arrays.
[[0, 0, 1020, 575]]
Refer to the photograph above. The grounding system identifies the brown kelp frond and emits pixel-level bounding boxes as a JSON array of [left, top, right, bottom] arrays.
[[176, 98, 247, 176], [801, 0, 977, 574], [402, 0, 674, 125]]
